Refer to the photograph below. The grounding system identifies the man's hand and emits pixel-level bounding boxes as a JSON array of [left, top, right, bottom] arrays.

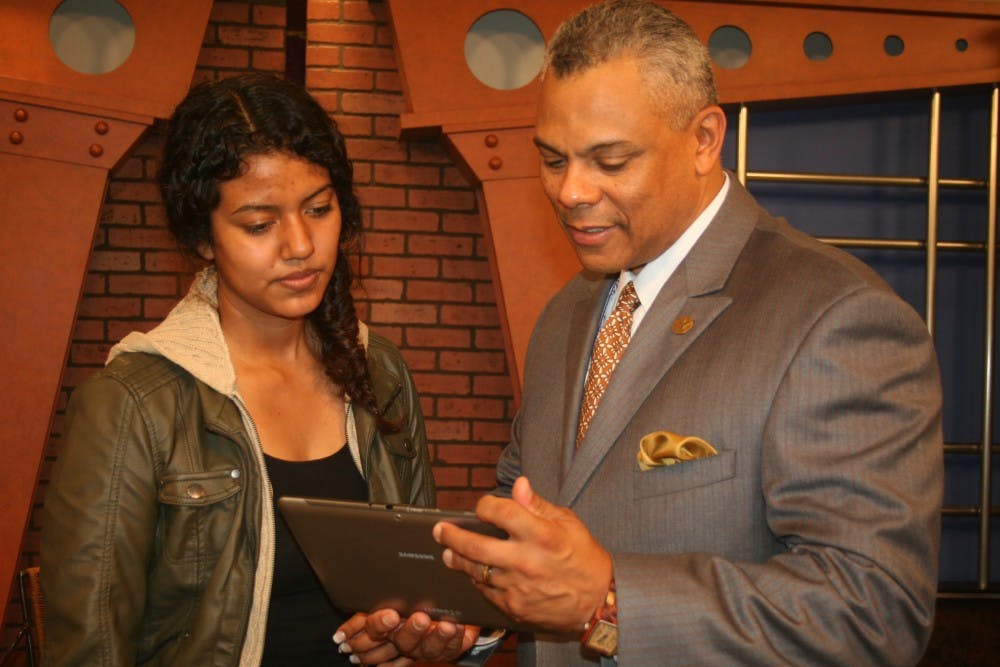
[[335, 610, 479, 665], [436, 476, 613, 634]]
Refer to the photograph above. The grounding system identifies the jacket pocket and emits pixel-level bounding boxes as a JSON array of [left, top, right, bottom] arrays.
[[158, 469, 242, 564], [632, 449, 737, 500]]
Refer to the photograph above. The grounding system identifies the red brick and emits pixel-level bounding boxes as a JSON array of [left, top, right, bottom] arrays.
[[369, 302, 438, 325], [342, 46, 397, 70], [442, 258, 491, 281], [83, 272, 106, 295], [144, 251, 191, 273], [89, 250, 141, 272], [210, 1, 250, 23], [439, 351, 506, 374], [442, 166, 474, 188], [374, 163, 439, 187], [473, 375, 514, 397], [342, 0, 379, 22], [440, 305, 500, 327], [472, 421, 513, 443], [71, 343, 112, 365], [307, 45, 341, 66], [359, 231, 404, 254], [78, 297, 141, 318], [433, 466, 470, 488], [411, 372, 470, 396], [346, 138, 408, 162], [109, 274, 178, 296], [475, 329, 506, 350], [438, 397, 505, 419], [374, 115, 401, 138], [253, 5, 285, 26], [406, 280, 472, 303], [341, 91, 405, 115], [407, 142, 451, 164], [99, 204, 141, 226], [72, 319, 105, 341], [424, 419, 470, 442], [408, 234, 474, 257], [475, 283, 498, 304], [332, 113, 373, 137], [196, 47, 250, 69], [356, 277, 403, 300], [145, 297, 181, 320], [375, 71, 402, 93], [440, 212, 482, 235], [399, 349, 437, 371], [108, 227, 176, 249], [219, 25, 284, 48], [406, 327, 470, 349], [357, 185, 406, 208], [251, 50, 285, 72], [107, 181, 162, 203], [471, 467, 501, 488], [375, 25, 395, 47], [370, 256, 438, 278], [408, 188, 476, 211], [366, 324, 401, 346], [372, 209, 439, 232], [112, 156, 144, 179], [437, 444, 503, 466], [143, 205, 169, 228], [310, 23, 376, 46], [107, 319, 158, 341], [307, 68, 373, 91]]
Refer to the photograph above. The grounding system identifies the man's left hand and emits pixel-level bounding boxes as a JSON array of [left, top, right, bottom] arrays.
[[435, 475, 613, 634]]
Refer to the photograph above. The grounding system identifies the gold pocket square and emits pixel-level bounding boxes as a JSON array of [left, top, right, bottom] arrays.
[[637, 430, 718, 470]]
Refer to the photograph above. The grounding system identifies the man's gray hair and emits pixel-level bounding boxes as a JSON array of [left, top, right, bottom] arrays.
[[542, 0, 718, 129]]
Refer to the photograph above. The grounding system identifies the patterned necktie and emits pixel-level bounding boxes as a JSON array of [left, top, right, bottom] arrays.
[[576, 281, 640, 447]]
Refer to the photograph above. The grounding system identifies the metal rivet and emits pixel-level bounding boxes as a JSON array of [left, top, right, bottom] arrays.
[[671, 316, 694, 335], [186, 483, 205, 500], [95, 121, 109, 135], [488, 156, 503, 170], [9, 131, 23, 145], [484, 134, 498, 148], [230, 468, 241, 479], [14, 108, 28, 122], [89, 143, 104, 157]]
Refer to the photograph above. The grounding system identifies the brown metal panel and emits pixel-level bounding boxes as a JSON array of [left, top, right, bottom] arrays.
[[0, 0, 213, 612]]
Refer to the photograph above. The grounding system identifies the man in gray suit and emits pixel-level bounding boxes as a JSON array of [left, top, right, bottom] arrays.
[[338, 1, 942, 664]]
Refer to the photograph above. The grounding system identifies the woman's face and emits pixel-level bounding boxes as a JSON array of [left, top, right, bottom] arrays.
[[201, 151, 342, 327]]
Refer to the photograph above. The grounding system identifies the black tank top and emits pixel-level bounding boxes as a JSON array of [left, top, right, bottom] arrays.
[[261, 445, 367, 665]]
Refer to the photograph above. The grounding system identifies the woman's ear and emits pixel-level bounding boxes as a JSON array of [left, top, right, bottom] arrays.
[[196, 242, 214, 262], [691, 105, 726, 177]]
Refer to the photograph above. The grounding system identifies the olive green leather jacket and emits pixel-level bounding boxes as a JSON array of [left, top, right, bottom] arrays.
[[41, 270, 435, 666]]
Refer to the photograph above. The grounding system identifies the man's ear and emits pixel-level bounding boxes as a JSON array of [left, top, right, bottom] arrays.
[[197, 242, 214, 262], [691, 105, 726, 176]]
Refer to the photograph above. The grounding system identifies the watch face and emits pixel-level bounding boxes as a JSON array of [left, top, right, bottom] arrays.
[[584, 619, 618, 656]]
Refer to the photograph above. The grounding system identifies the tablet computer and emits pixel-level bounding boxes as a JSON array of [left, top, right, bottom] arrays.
[[277, 496, 530, 630]]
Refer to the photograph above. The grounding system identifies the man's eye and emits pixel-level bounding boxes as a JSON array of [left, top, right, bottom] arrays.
[[542, 157, 566, 170], [598, 161, 627, 173], [245, 221, 274, 235]]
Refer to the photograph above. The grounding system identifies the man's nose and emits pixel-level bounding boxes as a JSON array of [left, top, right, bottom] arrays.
[[556, 163, 600, 209]]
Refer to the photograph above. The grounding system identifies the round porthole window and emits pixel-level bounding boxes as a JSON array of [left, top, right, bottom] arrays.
[[708, 25, 752, 70], [803, 32, 833, 62], [464, 10, 545, 90], [49, 0, 135, 75]]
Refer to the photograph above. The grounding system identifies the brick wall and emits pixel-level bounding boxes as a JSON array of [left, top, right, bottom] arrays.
[[2, 0, 514, 660]]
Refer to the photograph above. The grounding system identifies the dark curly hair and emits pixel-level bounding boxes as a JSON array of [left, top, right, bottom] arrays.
[[159, 73, 395, 431]]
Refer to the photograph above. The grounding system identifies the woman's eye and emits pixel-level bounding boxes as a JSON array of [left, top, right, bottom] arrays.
[[307, 204, 334, 217], [245, 221, 274, 235]]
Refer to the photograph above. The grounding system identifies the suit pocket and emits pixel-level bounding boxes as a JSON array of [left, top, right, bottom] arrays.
[[632, 449, 736, 499], [158, 469, 242, 564]]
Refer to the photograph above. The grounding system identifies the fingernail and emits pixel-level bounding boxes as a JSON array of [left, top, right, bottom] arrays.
[[349, 655, 360, 665], [382, 614, 395, 629], [413, 617, 428, 632], [433, 522, 442, 542], [332, 631, 345, 643], [339, 643, 353, 654]]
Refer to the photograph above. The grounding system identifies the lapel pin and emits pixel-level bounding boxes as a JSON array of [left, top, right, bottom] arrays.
[[671, 316, 694, 335]]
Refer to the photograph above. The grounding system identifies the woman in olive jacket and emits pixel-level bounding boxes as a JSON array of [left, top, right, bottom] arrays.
[[41, 74, 435, 666]]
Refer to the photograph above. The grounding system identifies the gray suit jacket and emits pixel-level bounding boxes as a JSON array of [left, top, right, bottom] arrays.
[[496, 180, 943, 666]]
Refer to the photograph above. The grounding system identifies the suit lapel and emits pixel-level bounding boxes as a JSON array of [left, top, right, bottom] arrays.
[[556, 177, 760, 506]]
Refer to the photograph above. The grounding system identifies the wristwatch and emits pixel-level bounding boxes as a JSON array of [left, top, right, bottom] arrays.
[[581, 578, 618, 657]]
